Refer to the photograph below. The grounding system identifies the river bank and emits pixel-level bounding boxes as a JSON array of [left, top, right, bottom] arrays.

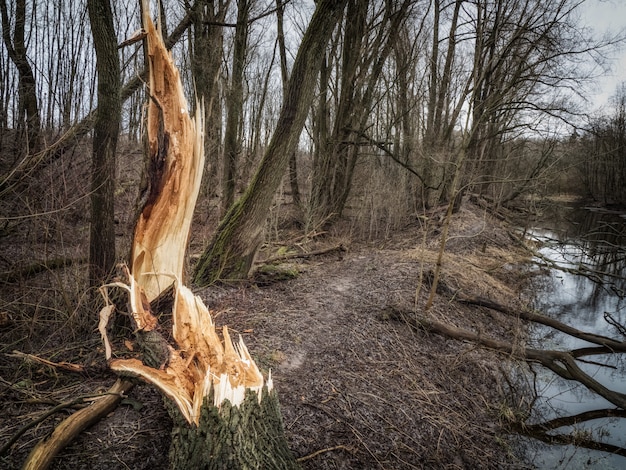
[[516, 198, 626, 468]]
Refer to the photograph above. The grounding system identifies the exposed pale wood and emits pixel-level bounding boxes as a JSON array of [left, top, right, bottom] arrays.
[[104, 7, 296, 465], [97, 1, 269, 426], [129, 4, 205, 303], [105, 274, 266, 424], [22, 3, 288, 468]]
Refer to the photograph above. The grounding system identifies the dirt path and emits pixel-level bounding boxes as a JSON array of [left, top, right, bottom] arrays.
[[207, 241, 527, 469]]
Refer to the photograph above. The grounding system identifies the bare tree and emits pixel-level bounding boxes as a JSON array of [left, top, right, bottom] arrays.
[[221, 0, 250, 214], [87, 0, 121, 287], [575, 83, 626, 206], [191, 0, 229, 195], [309, 0, 414, 226], [276, 0, 301, 207], [0, 0, 41, 155], [193, 0, 349, 285], [461, 0, 609, 203]]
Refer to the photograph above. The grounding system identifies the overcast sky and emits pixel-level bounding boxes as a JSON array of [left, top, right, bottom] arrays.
[[580, 0, 626, 109]]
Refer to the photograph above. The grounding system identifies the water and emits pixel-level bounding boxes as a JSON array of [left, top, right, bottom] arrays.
[[521, 203, 626, 468]]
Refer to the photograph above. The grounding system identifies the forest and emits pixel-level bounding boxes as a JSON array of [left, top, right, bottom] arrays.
[[1, 0, 626, 468]]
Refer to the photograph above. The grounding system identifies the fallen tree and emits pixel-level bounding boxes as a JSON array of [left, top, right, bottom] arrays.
[[382, 280, 626, 457]]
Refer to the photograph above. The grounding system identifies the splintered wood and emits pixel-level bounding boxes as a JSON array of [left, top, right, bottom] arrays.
[[99, 2, 268, 425], [130, 1, 205, 303], [102, 272, 266, 424]]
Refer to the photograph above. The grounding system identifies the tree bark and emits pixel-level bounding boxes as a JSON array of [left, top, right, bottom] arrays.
[[191, 0, 228, 196], [221, 0, 249, 215], [276, 0, 301, 208], [193, 0, 348, 286], [87, 0, 121, 287], [168, 388, 298, 470], [0, 0, 41, 155], [309, 0, 412, 224], [387, 306, 626, 410]]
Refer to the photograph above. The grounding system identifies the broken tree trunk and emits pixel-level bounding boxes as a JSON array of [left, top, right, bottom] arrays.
[[99, 3, 297, 468], [129, 4, 204, 302]]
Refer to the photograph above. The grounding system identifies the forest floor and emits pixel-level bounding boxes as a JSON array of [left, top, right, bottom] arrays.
[[0, 198, 539, 469]]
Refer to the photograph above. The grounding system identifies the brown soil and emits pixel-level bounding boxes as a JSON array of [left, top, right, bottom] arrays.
[[1, 187, 534, 469]]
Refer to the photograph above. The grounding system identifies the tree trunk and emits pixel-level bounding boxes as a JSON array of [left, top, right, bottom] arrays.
[[309, 0, 412, 225], [87, 0, 121, 287], [193, 0, 348, 286], [191, 0, 228, 197], [0, 0, 41, 155], [221, 0, 249, 215], [98, 5, 298, 468], [309, 0, 364, 224], [276, 0, 301, 208], [168, 388, 298, 470]]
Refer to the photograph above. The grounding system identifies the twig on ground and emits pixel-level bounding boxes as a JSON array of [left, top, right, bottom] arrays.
[[6, 350, 85, 373], [296, 445, 352, 462], [21, 378, 134, 470], [261, 244, 346, 264], [0, 383, 131, 458]]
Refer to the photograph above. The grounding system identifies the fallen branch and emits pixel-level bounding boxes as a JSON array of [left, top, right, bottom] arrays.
[[506, 408, 626, 458], [383, 308, 626, 410], [0, 257, 86, 284], [0, 389, 121, 458], [6, 350, 85, 373], [261, 244, 346, 264], [21, 379, 134, 470], [521, 408, 626, 433], [532, 249, 626, 283], [446, 287, 626, 352]]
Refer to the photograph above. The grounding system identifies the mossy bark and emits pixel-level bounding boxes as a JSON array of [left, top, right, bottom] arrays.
[[192, 0, 347, 287], [168, 387, 299, 470], [193, 197, 261, 284]]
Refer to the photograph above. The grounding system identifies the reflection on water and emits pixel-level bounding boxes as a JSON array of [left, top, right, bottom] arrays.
[[523, 203, 626, 468]]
